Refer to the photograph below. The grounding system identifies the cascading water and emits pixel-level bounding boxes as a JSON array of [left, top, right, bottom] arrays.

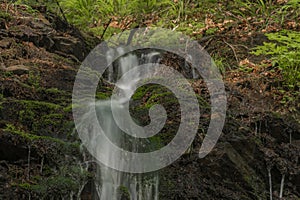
[[74, 28, 227, 200], [83, 47, 161, 200]]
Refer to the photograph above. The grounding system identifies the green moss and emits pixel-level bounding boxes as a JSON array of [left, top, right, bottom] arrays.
[[132, 84, 176, 103], [206, 27, 218, 35], [132, 84, 163, 100], [5, 123, 80, 164], [42, 87, 69, 97], [40, 176, 77, 191], [4, 124, 79, 149], [19, 183, 31, 190], [118, 185, 130, 199], [131, 87, 147, 100], [96, 92, 110, 100], [147, 92, 173, 103], [145, 92, 176, 109], [18, 165, 90, 198], [18, 100, 61, 110], [5, 123, 62, 143], [63, 104, 73, 112], [147, 135, 163, 150], [27, 71, 40, 88], [20, 176, 77, 196], [37, 113, 64, 128], [10, 99, 75, 136]]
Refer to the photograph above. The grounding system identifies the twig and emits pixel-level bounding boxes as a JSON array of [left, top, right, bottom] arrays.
[[235, 44, 249, 50], [55, 0, 68, 24], [268, 167, 273, 200], [202, 37, 214, 50], [100, 18, 112, 41], [40, 156, 44, 174], [279, 174, 285, 199], [223, 39, 239, 63], [27, 145, 31, 180]]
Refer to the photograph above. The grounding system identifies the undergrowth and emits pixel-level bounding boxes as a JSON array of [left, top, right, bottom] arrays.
[[251, 30, 300, 90]]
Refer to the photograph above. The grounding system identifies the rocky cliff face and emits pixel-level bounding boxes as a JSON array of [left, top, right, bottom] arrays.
[[0, 3, 97, 199], [0, 3, 299, 200]]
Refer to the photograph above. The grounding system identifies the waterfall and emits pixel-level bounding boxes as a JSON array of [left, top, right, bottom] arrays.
[[85, 47, 161, 200]]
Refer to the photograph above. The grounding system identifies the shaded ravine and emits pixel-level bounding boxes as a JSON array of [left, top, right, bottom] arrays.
[[0, 4, 299, 200]]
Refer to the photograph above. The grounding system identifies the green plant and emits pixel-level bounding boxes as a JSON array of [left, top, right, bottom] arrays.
[[28, 71, 40, 88], [0, 10, 12, 21], [3, 71, 13, 77], [60, 0, 100, 27], [251, 30, 300, 90], [57, 0, 197, 37], [280, 0, 300, 23], [118, 185, 130, 199], [14, 0, 40, 15], [212, 55, 227, 76], [232, 0, 277, 24]]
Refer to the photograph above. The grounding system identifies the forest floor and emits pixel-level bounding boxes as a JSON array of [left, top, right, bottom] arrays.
[[0, 1, 299, 200]]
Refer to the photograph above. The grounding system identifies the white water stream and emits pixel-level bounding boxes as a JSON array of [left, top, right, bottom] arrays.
[[89, 48, 161, 200]]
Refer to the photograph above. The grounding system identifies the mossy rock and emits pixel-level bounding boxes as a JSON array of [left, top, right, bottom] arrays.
[[17, 165, 90, 199], [118, 185, 130, 200], [4, 124, 80, 158], [1, 99, 73, 138]]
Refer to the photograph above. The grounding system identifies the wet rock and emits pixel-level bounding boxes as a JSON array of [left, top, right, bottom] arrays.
[[41, 68, 76, 91], [29, 17, 52, 30], [52, 36, 86, 61], [0, 139, 28, 161]]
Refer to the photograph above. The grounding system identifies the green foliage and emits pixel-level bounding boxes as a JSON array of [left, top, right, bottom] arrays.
[[18, 165, 90, 198], [57, 0, 196, 37], [4, 123, 80, 160], [12, 99, 73, 135], [96, 92, 110, 100], [118, 185, 130, 199], [60, 0, 99, 27], [212, 56, 227, 76], [27, 71, 41, 88], [280, 0, 300, 23], [16, 100, 61, 132], [251, 30, 300, 90], [14, 1, 40, 15], [233, 0, 274, 17], [5, 123, 63, 143], [281, 0, 300, 12], [2, 71, 13, 77], [0, 10, 12, 21]]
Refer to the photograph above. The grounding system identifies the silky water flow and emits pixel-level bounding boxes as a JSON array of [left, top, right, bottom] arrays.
[[86, 48, 161, 200]]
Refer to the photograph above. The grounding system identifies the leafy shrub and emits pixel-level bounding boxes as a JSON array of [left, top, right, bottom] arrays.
[[251, 30, 300, 90]]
